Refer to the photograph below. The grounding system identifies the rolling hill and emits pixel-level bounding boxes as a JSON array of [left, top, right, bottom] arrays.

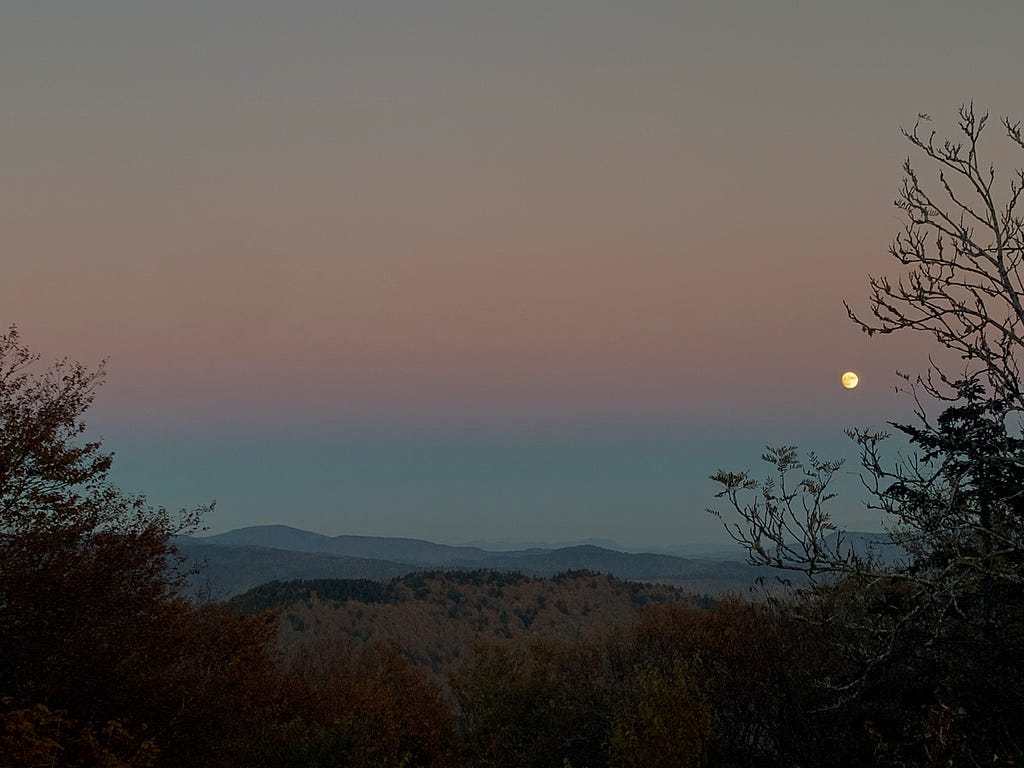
[[176, 525, 776, 597]]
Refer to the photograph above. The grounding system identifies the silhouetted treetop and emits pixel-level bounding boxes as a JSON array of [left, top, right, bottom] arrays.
[[846, 104, 1024, 406]]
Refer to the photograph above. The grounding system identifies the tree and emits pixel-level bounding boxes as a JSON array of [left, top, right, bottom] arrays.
[[271, 639, 454, 768], [0, 327, 288, 767], [617, 599, 861, 767], [0, 327, 197, 704], [846, 104, 1024, 407], [609, 658, 710, 768], [710, 106, 1024, 766], [713, 384, 1024, 764], [451, 640, 612, 768]]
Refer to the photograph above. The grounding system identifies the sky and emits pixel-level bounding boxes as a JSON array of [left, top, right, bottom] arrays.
[[3, 1, 1023, 547]]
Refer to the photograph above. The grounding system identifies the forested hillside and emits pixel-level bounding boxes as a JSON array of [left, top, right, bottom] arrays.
[[231, 570, 708, 680]]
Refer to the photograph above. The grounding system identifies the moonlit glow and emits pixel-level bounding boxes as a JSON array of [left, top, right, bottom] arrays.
[[841, 371, 860, 389]]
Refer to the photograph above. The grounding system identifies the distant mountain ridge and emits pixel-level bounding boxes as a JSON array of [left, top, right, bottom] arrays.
[[457, 536, 745, 558], [191, 524, 751, 563], [177, 539, 415, 599], [177, 524, 862, 598], [193, 524, 548, 564]]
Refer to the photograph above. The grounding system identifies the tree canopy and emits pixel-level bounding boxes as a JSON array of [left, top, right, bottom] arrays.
[[711, 105, 1024, 766]]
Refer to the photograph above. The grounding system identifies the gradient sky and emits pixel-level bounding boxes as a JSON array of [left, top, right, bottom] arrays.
[[3, 1, 1022, 546]]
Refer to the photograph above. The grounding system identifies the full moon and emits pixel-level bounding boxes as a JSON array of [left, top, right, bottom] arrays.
[[841, 371, 859, 389]]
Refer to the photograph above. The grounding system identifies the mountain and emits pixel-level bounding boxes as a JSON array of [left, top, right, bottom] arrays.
[[196, 525, 545, 565], [195, 525, 747, 565], [456, 536, 632, 552], [174, 539, 418, 599], [179, 526, 775, 598], [458, 538, 747, 559]]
